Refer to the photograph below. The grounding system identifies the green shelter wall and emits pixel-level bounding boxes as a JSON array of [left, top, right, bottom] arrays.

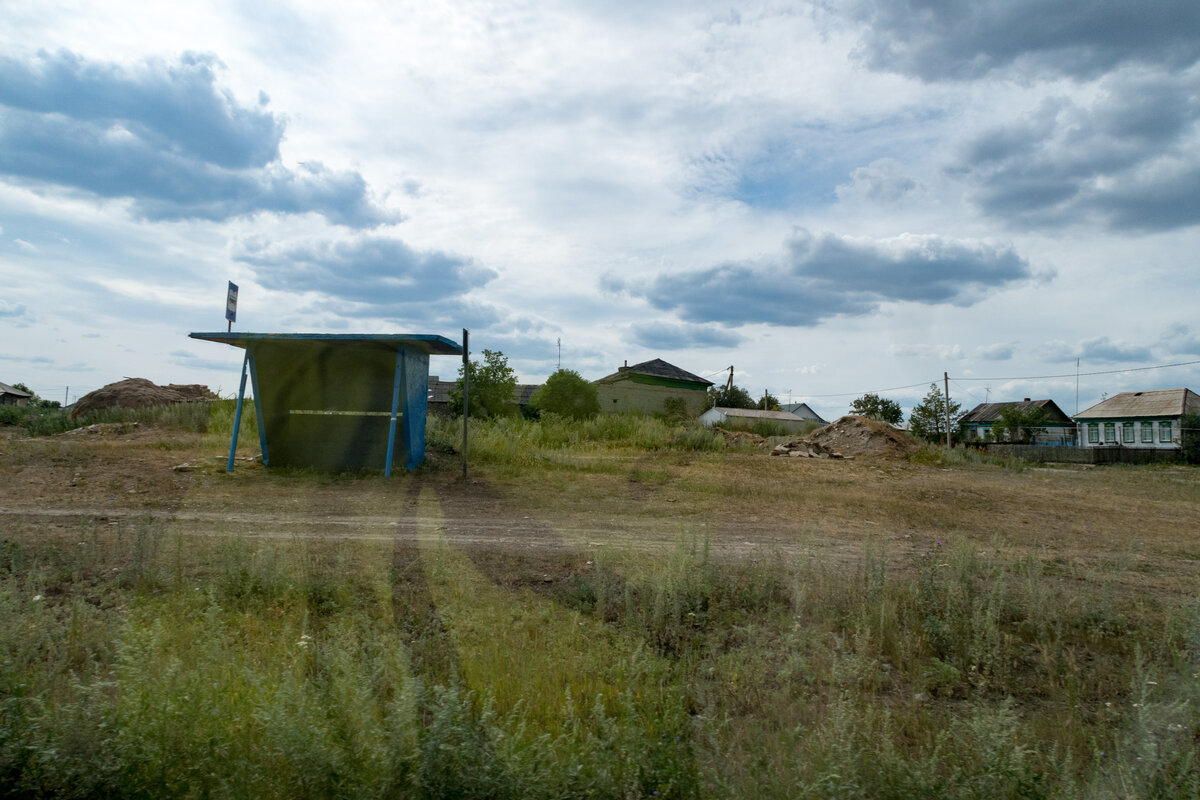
[[251, 340, 428, 471]]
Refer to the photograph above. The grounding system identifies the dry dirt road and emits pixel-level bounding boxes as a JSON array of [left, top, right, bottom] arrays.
[[3, 424, 1200, 600]]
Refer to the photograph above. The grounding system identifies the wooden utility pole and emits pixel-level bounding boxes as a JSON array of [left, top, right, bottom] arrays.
[[462, 328, 469, 478], [725, 366, 734, 391], [944, 372, 951, 449]]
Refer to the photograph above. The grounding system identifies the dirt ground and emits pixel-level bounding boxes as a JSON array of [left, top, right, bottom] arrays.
[[3, 424, 1200, 603]]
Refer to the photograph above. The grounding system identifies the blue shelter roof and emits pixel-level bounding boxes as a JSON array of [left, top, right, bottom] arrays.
[[189, 331, 462, 355]]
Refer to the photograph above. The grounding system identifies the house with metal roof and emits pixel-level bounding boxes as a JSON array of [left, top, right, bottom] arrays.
[[960, 398, 1075, 445], [594, 358, 713, 416], [699, 406, 819, 435], [1073, 388, 1200, 450], [0, 382, 34, 406], [779, 402, 827, 424]]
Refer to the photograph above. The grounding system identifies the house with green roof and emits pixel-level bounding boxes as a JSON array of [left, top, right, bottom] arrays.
[[959, 398, 1075, 445], [594, 358, 713, 416]]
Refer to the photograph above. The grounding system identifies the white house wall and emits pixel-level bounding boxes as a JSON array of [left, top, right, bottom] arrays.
[[1077, 419, 1180, 450]]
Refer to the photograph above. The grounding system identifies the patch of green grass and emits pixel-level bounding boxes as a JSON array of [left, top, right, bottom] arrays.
[[3, 494, 1200, 797]]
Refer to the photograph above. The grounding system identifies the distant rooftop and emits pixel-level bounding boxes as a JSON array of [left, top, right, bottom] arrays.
[[596, 358, 713, 386], [960, 399, 1072, 425], [707, 407, 810, 422], [1074, 388, 1200, 419]]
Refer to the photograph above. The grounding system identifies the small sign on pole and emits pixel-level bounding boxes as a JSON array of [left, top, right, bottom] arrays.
[[225, 282, 238, 332]]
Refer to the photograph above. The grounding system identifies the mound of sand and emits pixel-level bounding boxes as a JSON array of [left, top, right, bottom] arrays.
[[71, 378, 218, 418], [771, 415, 918, 460]]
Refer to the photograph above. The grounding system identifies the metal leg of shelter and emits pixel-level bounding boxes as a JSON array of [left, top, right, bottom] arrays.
[[384, 348, 404, 477], [246, 348, 269, 466], [227, 350, 250, 473]]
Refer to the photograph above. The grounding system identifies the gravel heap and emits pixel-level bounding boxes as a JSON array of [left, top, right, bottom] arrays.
[[71, 378, 218, 418], [771, 415, 918, 460]]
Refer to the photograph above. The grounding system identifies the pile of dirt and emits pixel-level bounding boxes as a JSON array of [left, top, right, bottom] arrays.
[[71, 378, 218, 418], [715, 427, 767, 447], [772, 415, 918, 460]]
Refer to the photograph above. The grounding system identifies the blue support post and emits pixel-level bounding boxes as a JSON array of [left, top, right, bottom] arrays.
[[384, 348, 404, 477], [227, 350, 250, 473], [246, 348, 269, 466], [401, 349, 430, 471]]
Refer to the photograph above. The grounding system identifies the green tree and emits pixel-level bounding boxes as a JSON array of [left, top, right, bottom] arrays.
[[996, 405, 1048, 443], [661, 396, 689, 422], [849, 392, 903, 425], [10, 383, 59, 409], [706, 383, 756, 410], [530, 369, 600, 420], [449, 349, 518, 418], [1181, 412, 1200, 465], [909, 383, 963, 443], [757, 390, 781, 411]]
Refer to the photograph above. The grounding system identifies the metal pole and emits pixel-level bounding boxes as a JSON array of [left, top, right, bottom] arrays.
[[227, 351, 250, 472], [385, 349, 404, 477], [246, 349, 269, 465], [944, 371, 951, 450], [462, 328, 469, 478]]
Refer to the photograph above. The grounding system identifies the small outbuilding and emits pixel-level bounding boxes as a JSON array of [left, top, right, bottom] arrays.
[[1073, 388, 1200, 450], [0, 382, 33, 406], [594, 358, 713, 416], [191, 332, 462, 474], [699, 406, 818, 435]]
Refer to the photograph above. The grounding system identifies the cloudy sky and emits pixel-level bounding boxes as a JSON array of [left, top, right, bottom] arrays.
[[3, 0, 1199, 420]]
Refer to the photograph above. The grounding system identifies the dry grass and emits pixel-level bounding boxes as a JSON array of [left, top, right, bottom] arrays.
[[3, 414, 1200, 797]]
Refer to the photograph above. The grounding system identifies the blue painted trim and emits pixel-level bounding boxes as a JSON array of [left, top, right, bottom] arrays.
[[384, 348, 404, 477], [246, 347, 269, 466], [402, 349, 430, 471], [228, 350, 250, 473]]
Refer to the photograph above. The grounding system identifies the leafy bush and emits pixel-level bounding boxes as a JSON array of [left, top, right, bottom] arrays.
[[530, 369, 599, 420], [450, 349, 518, 418]]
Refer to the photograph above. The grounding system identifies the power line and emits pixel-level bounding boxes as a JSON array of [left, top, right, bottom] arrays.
[[794, 358, 1200, 405], [804, 380, 937, 399], [955, 359, 1200, 382]]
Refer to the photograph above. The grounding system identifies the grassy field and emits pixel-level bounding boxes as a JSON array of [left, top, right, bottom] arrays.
[[2, 405, 1200, 798]]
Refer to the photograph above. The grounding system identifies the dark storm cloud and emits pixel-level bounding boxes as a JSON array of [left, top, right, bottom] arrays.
[[629, 322, 744, 350], [951, 70, 1200, 231], [0, 50, 397, 227], [1047, 336, 1154, 362], [617, 228, 1036, 327], [850, 0, 1200, 82], [235, 236, 498, 327]]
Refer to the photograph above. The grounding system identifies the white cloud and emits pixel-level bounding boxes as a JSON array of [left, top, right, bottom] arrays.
[[1, 1, 1197, 414]]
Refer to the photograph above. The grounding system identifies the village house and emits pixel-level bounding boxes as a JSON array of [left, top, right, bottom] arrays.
[[426, 376, 541, 416], [1073, 388, 1200, 450], [779, 402, 828, 424], [593, 358, 713, 416], [959, 398, 1075, 445], [0, 382, 33, 406]]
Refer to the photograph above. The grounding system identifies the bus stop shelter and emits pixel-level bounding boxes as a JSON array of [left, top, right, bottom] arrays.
[[190, 332, 463, 475]]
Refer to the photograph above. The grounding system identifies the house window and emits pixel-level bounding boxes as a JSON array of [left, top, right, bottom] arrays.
[[1104, 423, 1116, 443], [1088, 424, 1099, 444], [1160, 420, 1173, 442], [1141, 422, 1153, 443], [1122, 422, 1134, 443]]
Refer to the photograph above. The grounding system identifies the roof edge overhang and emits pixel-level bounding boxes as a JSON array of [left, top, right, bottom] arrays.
[[190, 332, 463, 356]]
